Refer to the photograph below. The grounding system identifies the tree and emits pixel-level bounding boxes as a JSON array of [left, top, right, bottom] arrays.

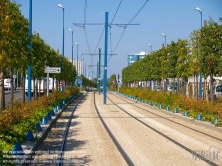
[[199, 18, 222, 101], [109, 74, 117, 90], [0, 1, 29, 111]]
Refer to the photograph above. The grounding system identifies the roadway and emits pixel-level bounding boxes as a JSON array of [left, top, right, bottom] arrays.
[[4, 88, 27, 108]]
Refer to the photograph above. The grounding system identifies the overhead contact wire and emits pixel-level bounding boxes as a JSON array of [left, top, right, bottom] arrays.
[[108, 0, 123, 63], [112, 0, 149, 56], [110, 0, 123, 25]]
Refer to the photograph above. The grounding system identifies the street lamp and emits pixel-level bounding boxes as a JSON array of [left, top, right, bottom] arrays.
[[28, 0, 32, 102], [58, 3, 65, 92], [82, 57, 84, 76], [161, 33, 166, 47], [195, 7, 203, 99], [148, 44, 152, 53], [75, 42, 78, 87], [84, 61, 86, 76], [81, 55, 83, 75], [68, 28, 74, 86]]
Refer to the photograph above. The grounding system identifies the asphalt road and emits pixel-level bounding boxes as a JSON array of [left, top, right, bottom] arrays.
[[4, 90, 27, 108]]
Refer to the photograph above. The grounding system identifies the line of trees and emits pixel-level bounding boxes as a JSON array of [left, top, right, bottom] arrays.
[[122, 18, 222, 101], [0, 1, 93, 112]]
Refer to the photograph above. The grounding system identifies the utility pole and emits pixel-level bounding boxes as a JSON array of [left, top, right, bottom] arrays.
[[99, 48, 101, 95], [103, 12, 108, 104], [97, 62, 99, 92], [28, 0, 32, 102], [73, 12, 139, 104]]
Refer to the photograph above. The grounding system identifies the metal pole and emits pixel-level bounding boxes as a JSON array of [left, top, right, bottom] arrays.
[[97, 62, 99, 92], [71, 31, 73, 67], [85, 61, 86, 76], [16, 70, 18, 88], [47, 72, 49, 97], [82, 57, 84, 76], [165, 36, 166, 47], [80, 54, 83, 75], [104, 12, 108, 104], [99, 48, 101, 95], [76, 44, 79, 87], [199, 11, 203, 99], [62, 7, 65, 92], [28, 0, 32, 102], [71, 31, 73, 86]]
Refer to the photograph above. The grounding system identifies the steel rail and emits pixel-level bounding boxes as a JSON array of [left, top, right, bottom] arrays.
[[93, 92, 134, 166], [107, 95, 219, 166], [111, 92, 222, 142], [56, 94, 86, 166]]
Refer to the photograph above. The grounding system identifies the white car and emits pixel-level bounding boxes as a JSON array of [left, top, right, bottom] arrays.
[[155, 86, 162, 91], [167, 86, 177, 92]]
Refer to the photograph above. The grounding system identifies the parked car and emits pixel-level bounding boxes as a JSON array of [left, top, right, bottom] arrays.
[[155, 86, 162, 91], [167, 86, 178, 92], [167, 86, 173, 92], [208, 84, 222, 100]]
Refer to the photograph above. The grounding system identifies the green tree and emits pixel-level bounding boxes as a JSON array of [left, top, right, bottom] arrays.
[[199, 18, 222, 101], [109, 74, 117, 91], [0, 1, 29, 111]]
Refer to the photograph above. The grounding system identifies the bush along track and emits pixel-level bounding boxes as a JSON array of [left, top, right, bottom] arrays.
[[118, 87, 222, 127], [0, 87, 81, 165]]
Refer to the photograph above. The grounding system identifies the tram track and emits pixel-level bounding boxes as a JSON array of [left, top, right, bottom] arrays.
[[25, 94, 85, 166], [27, 92, 131, 166], [106, 93, 220, 166], [110, 92, 222, 142], [93, 92, 134, 166], [23, 91, 221, 165], [55, 94, 86, 166]]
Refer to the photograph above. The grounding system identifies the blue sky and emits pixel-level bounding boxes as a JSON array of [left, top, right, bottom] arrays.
[[11, 0, 222, 79]]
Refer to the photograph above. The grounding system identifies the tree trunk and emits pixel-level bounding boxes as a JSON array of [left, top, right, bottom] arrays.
[[22, 68, 26, 104], [177, 78, 179, 94], [10, 68, 14, 106], [162, 77, 164, 90], [53, 77, 55, 92], [204, 79, 209, 102], [210, 74, 213, 102], [33, 77, 36, 100], [196, 74, 198, 100], [173, 77, 175, 92], [0, 68, 5, 112], [202, 78, 205, 100], [38, 79, 41, 97]]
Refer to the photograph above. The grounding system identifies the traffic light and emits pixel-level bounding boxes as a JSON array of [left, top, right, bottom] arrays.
[[117, 74, 120, 83]]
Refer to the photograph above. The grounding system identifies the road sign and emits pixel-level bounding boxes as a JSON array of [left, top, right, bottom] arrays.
[[44, 67, 61, 73], [78, 80, 82, 84]]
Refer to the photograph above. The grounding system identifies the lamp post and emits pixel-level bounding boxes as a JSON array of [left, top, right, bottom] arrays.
[[82, 57, 84, 76], [84, 61, 86, 76], [75, 42, 78, 87], [161, 33, 166, 47], [195, 7, 203, 99], [28, 0, 32, 102], [148, 44, 152, 53], [58, 3, 65, 92], [68, 28, 73, 86], [81, 55, 83, 75]]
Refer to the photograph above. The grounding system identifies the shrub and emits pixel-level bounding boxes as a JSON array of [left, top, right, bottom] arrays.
[[0, 87, 79, 152], [119, 86, 222, 126]]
